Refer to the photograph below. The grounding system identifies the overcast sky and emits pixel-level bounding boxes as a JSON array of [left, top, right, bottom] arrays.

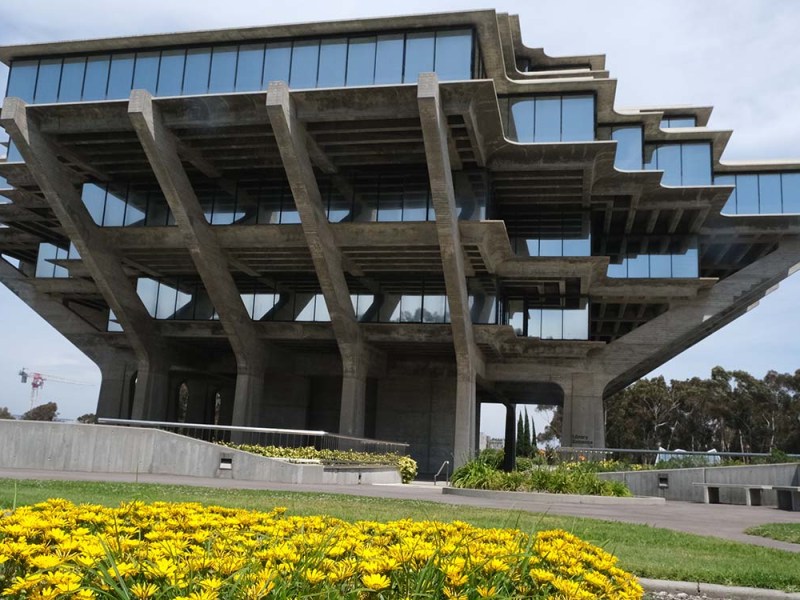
[[0, 0, 798, 440]]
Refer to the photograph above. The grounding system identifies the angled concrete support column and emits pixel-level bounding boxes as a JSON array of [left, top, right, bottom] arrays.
[[96, 355, 137, 419], [418, 73, 484, 467], [502, 403, 517, 472], [267, 81, 376, 438], [129, 90, 268, 426], [1, 97, 166, 377], [132, 359, 172, 421], [559, 373, 607, 448]]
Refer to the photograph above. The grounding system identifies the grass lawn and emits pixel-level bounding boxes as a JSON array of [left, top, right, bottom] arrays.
[[2, 478, 800, 592], [746, 523, 800, 544]]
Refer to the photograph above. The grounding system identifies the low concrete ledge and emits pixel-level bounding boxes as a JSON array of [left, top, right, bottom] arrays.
[[442, 486, 666, 506], [640, 577, 800, 600]]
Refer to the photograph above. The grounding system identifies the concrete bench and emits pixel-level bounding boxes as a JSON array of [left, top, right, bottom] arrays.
[[692, 482, 772, 506], [771, 486, 800, 511]]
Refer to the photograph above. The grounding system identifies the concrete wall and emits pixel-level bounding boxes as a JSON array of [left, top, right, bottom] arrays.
[[598, 463, 799, 505], [0, 420, 400, 485]]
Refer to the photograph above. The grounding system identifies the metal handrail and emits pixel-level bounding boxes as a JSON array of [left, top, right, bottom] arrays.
[[97, 418, 409, 454], [433, 460, 450, 486], [555, 447, 800, 459]]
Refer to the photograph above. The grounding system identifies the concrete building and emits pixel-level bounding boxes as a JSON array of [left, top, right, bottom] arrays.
[[1, 10, 799, 474]]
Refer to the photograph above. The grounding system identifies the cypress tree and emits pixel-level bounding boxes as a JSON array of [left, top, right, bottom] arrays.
[[516, 412, 525, 457], [523, 407, 531, 457]]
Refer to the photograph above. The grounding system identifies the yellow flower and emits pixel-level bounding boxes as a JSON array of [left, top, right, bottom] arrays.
[[130, 581, 159, 600], [476, 585, 497, 597], [304, 568, 326, 584], [362, 572, 391, 591]]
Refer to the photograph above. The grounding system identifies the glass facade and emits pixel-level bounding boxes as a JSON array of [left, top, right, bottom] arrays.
[[715, 173, 800, 215], [661, 116, 696, 129], [505, 301, 589, 340], [82, 183, 174, 227], [644, 143, 712, 186], [5, 29, 474, 105], [503, 95, 595, 143], [607, 241, 699, 278], [35, 242, 80, 278], [612, 126, 643, 171], [511, 234, 591, 257]]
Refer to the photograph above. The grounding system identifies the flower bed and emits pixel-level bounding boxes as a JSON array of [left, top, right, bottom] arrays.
[[220, 443, 418, 484], [0, 499, 642, 599]]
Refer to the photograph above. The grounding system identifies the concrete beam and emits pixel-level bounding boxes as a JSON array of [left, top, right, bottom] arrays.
[[418, 73, 484, 467], [129, 90, 270, 424], [267, 81, 378, 437]]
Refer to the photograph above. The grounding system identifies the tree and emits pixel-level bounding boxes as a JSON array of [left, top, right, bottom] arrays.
[[0, 406, 13, 419], [522, 408, 532, 457], [77, 413, 97, 424], [21, 402, 58, 421], [516, 412, 525, 457]]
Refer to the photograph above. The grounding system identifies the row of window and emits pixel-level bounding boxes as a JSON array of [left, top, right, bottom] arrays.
[[611, 126, 644, 171], [607, 246, 699, 279], [5, 29, 474, 106], [643, 143, 712, 186], [510, 235, 591, 257], [502, 95, 595, 143], [82, 183, 174, 227], [506, 302, 589, 340], [715, 173, 800, 215], [660, 116, 697, 129], [35, 242, 79, 278]]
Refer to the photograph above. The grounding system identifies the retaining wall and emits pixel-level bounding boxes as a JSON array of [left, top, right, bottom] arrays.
[[597, 463, 799, 505], [0, 420, 400, 485]]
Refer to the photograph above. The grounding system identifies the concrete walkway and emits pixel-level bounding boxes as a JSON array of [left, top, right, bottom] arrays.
[[1, 468, 798, 553]]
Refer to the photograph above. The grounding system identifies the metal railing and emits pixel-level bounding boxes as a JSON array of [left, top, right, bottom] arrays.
[[433, 460, 450, 486], [553, 447, 800, 466], [97, 418, 409, 455]]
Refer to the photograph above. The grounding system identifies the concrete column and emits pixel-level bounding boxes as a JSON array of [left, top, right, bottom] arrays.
[[131, 358, 171, 421], [96, 359, 137, 419], [339, 343, 367, 437], [559, 373, 607, 448], [231, 370, 265, 427], [453, 360, 477, 466], [503, 403, 517, 472]]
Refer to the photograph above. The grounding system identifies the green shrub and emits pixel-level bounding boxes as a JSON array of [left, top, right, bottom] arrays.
[[451, 458, 632, 497], [220, 443, 418, 484]]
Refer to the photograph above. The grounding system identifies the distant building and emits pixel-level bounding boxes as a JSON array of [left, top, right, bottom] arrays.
[[1, 10, 799, 475]]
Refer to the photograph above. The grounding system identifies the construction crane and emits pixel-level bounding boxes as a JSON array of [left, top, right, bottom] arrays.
[[18, 368, 94, 410]]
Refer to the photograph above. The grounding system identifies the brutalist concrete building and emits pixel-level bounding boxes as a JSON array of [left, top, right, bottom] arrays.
[[1, 11, 798, 473]]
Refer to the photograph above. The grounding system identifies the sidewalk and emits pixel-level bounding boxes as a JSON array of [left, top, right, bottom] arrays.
[[1, 467, 798, 552]]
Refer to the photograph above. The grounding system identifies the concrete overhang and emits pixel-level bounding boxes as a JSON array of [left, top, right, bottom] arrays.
[[716, 159, 800, 174], [589, 277, 717, 300]]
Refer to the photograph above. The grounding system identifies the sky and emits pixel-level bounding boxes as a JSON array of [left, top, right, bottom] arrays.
[[0, 0, 798, 439]]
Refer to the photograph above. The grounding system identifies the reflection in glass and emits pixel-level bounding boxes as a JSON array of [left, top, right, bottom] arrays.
[[82, 55, 111, 101], [132, 51, 160, 94], [681, 144, 711, 186], [317, 39, 347, 88], [183, 48, 211, 95], [82, 183, 106, 224], [7, 60, 39, 102], [264, 42, 292, 84], [157, 49, 186, 96], [374, 34, 404, 84], [58, 57, 86, 102], [612, 126, 643, 170], [434, 30, 472, 81], [534, 97, 560, 143], [137, 278, 159, 317], [561, 96, 594, 142], [509, 99, 534, 142], [208, 46, 237, 93], [235, 44, 265, 91], [289, 41, 320, 89], [107, 53, 135, 99], [346, 37, 376, 86], [783, 173, 800, 213], [759, 174, 782, 213], [403, 32, 434, 83], [563, 306, 589, 340], [34, 59, 62, 104], [735, 175, 759, 214]]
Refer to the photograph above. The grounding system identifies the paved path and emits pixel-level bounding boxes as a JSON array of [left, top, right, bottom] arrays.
[[1, 468, 798, 552]]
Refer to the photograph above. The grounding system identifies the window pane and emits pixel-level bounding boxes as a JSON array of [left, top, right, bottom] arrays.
[[313, 294, 330, 321], [400, 295, 423, 322], [257, 185, 282, 224], [627, 254, 649, 278], [758, 174, 782, 213], [662, 117, 695, 128], [106, 53, 135, 99], [82, 183, 106, 224], [295, 296, 316, 322], [289, 40, 320, 89], [607, 261, 627, 278], [782, 173, 800, 213], [34, 59, 62, 103], [509, 99, 534, 142], [209, 46, 237, 93], [561, 95, 594, 141], [681, 143, 711, 185], [264, 42, 292, 84], [403, 185, 428, 221], [102, 185, 127, 226], [403, 32, 434, 83], [434, 29, 472, 81], [155, 281, 178, 319], [82, 55, 110, 100], [183, 48, 211, 94], [137, 278, 159, 317], [317, 39, 347, 88], [157, 49, 185, 96], [36, 243, 57, 278], [563, 307, 588, 340], [526, 307, 541, 337], [374, 34, 404, 84], [123, 186, 147, 227], [715, 175, 737, 214], [280, 193, 300, 223], [377, 179, 403, 222], [253, 293, 277, 320], [539, 239, 562, 256], [540, 309, 562, 339], [146, 191, 171, 226], [7, 60, 38, 102], [132, 52, 160, 94], [735, 174, 759, 214], [563, 236, 590, 256], [672, 245, 698, 277], [327, 186, 352, 222], [534, 97, 561, 142], [346, 37, 376, 87], [423, 295, 447, 323], [58, 57, 86, 102], [612, 127, 643, 170], [210, 190, 238, 225], [235, 44, 265, 91], [655, 145, 682, 186], [650, 254, 672, 278]]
